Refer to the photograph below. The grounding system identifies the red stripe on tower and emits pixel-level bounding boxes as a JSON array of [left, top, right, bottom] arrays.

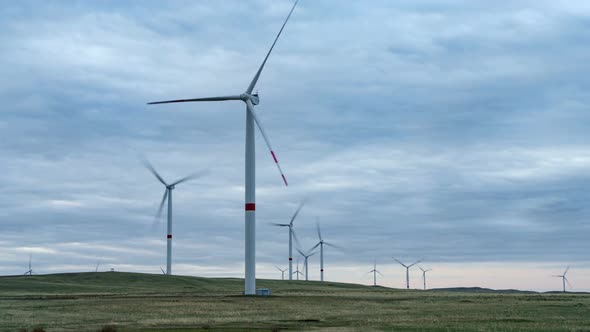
[[289, 257, 293, 261], [245, 203, 256, 211], [281, 174, 288, 186], [167, 235, 172, 239], [271, 151, 278, 163], [321, 269, 324, 272]]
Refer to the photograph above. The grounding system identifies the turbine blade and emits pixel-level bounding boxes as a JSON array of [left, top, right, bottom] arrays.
[[148, 95, 242, 105], [324, 242, 341, 249], [564, 266, 570, 275], [246, 101, 288, 186], [565, 277, 573, 289], [246, 0, 299, 94], [291, 228, 302, 248], [308, 251, 317, 257], [296, 248, 305, 257], [171, 170, 208, 186], [408, 259, 423, 268], [271, 223, 290, 227], [393, 258, 407, 268], [310, 242, 321, 251], [377, 271, 384, 276], [160, 267, 165, 275], [316, 221, 323, 241], [289, 198, 307, 226], [142, 159, 167, 186], [155, 189, 169, 222]]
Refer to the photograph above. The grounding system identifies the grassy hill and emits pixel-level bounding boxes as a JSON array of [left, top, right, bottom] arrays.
[[1, 272, 589, 331]]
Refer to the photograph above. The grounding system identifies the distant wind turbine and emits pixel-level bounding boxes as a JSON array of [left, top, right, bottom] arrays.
[[24, 254, 33, 276], [310, 221, 338, 281], [275, 266, 288, 280], [368, 260, 383, 286], [147, 0, 300, 295], [553, 266, 572, 293], [418, 266, 432, 290], [95, 262, 100, 272], [143, 158, 206, 275], [297, 248, 316, 281], [394, 258, 422, 289], [272, 199, 305, 280], [292, 258, 303, 280]]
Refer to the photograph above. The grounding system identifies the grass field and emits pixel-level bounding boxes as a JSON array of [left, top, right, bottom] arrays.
[[1, 272, 589, 332]]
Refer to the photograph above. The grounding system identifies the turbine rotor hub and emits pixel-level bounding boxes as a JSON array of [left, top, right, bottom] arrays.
[[240, 93, 260, 105]]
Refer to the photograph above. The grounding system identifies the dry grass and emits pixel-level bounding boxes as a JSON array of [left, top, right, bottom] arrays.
[[0, 272, 588, 331]]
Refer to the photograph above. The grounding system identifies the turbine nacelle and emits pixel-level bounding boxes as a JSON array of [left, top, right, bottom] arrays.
[[239, 93, 260, 105]]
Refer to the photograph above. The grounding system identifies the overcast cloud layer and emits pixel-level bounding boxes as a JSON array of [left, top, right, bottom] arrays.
[[0, 0, 589, 291]]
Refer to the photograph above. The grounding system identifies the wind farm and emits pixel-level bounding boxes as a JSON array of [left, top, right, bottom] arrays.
[[1, 0, 590, 331]]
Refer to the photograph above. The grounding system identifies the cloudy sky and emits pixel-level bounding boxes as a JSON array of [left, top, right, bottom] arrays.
[[1, 0, 589, 292]]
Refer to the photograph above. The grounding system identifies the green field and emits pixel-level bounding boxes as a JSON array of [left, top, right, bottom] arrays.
[[1, 272, 589, 332]]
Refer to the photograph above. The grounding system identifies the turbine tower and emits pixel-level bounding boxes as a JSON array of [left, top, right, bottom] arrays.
[[553, 266, 571, 293], [368, 260, 382, 286], [24, 254, 33, 276], [394, 258, 422, 289], [143, 159, 205, 275], [148, 1, 299, 295], [419, 266, 432, 290], [297, 248, 316, 281], [272, 199, 305, 280], [275, 266, 288, 280], [310, 221, 337, 281]]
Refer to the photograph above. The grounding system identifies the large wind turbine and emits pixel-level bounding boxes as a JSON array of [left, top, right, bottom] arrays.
[[275, 266, 288, 280], [272, 199, 305, 280], [419, 266, 432, 290], [553, 266, 572, 293], [394, 258, 422, 289], [143, 159, 205, 275], [148, 1, 299, 295], [368, 260, 383, 286], [24, 254, 33, 276], [310, 221, 337, 281], [297, 248, 316, 281]]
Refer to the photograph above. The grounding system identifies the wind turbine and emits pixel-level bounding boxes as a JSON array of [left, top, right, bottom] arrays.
[[368, 260, 383, 286], [297, 248, 316, 281], [272, 199, 305, 280], [418, 266, 432, 290], [143, 159, 205, 276], [310, 221, 337, 281], [292, 257, 303, 280], [275, 266, 288, 280], [553, 266, 572, 293], [394, 258, 422, 289], [95, 262, 100, 272], [148, 1, 299, 295], [24, 254, 33, 276]]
